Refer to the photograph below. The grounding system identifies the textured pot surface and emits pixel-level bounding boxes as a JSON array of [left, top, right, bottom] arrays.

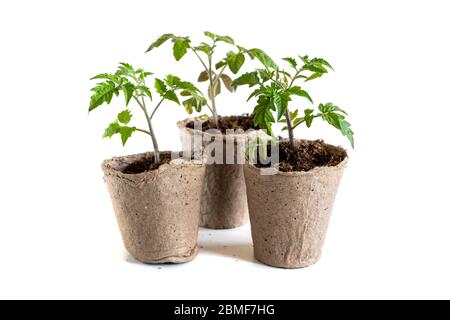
[[244, 141, 348, 268], [102, 151, 205, 264], [178, 117, 266, 229]]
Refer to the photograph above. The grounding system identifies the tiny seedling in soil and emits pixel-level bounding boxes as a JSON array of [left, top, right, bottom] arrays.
[[146, 31, 277, 130], [233, 55, 354, 171], [89, 62, 205, 167]]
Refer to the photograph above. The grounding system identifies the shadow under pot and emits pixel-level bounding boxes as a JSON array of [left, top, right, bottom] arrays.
[[244, 139, 348, 269], [177, 116, 268, 230], [102, 151, 205, 264]]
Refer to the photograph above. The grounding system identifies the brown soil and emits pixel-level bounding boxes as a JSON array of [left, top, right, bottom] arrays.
[[186, 115, 259, 133], [257, 140, 347, 172], [122, 153, 172, 174]]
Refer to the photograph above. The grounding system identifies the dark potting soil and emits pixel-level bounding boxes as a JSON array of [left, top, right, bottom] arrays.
[[257, 140, 347, 172], [122, 153, 172, 174], [186, 115, 259, 133]]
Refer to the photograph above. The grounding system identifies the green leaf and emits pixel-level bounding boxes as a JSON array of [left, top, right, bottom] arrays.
[[241, 47, 255, 59], [279, 70, 293, 79], [165, 74, 181, 87], [257, 69, 274, 82], [122, 82, 135, 106], [90, 73, 121, 84], [154, 78, 167, 96], [299, 55, 310, 64], [183, 96, 207, 113], [272, 92, 291, 121], [183, 101, 194, 114], [321, 112, 343, 130], [319, 107, 354, 148], [295, 74, 308, 80], [282, 57, 297, 68], [312, 57, 334, 71], [195, 43, 213, 55], [290, 109, 299, 119], [246, 87, 266, 101], [287, 86, 313, 103], [249, 49, 278, 69], [173, 38, 190, 61], [116, 62, 135, 77], [338, 119, 352, 136], [146, 33, 175, 52], [253, 95, 276, 135], [119, 126, 136, 146], [180, 90, 191, 96], [136, 69, 153, 81], [273, 92, 285, 121], [302, 62, 328, 73], [138, 85, 152, 100], [204, 31, 216, 40], [304, 109, 314, 127], [198, 71, 209, 82], [276, 92, 290, 121], [318, 103, 348, 115], [226, 51, 245, 74], [175, 80, 199, 92], [89, 81, 116, 112], [220, 74, 233, 92], [164, 90, 180, 105], [215, 60, 227, 69], [346, 129, 355, 149], [293, 117, 302, 126], [103, 121, 120, 138], [232, 71, 260, 88], [305, 72, 323, 82], [216, 34, 235, 45], [118, 110, 132, 124]]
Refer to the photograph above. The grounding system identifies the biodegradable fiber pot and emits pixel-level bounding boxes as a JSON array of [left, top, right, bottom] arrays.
[[244, 141, 348, 268], [178, 117, 266, 229], [102, 151, 205, 264]]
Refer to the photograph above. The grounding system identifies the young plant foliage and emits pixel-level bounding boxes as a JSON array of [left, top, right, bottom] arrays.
[[146, 31, 277, 128], [233, 55, 354, 151], [89, 63, 205, 164]]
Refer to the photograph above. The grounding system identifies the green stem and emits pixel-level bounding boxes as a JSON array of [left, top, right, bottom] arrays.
[[133, 96, 160, 164], [205, 102, 214, 115], [213, 64, 227, 87], [207, 55, 219, 128], [284, 110, 295, 152], [292, 114, 321, 130], [192, 48, 219, 127], [136, 128, 151, 135], [150, 97, 165, 120], [192, 48, 209, 73], [288, 68, 302, 89]]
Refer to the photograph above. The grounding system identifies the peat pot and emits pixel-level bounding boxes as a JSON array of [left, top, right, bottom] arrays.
[[178, 117, 266, 229], [244, 140, 348, 268], [102, 151, 205, 264]]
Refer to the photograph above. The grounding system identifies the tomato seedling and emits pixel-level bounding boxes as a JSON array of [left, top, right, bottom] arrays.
[[233, 55, 354, 152], [146, 32, 277, 128], [89, 62, 205, 163]]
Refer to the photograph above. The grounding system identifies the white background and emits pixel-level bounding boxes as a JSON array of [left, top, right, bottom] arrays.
[[0, 0, 449, 300]]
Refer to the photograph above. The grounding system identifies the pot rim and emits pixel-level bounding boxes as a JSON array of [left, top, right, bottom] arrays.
[[102, 150, 203, 178], [245, 139, 349, 177], [177, 116, 268, 140]]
